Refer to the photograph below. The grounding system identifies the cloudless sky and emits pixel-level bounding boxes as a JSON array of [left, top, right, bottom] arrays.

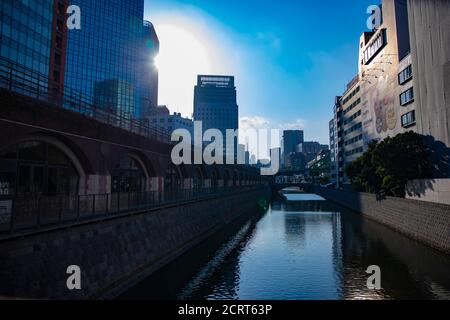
[[144, 0, 378, 145]]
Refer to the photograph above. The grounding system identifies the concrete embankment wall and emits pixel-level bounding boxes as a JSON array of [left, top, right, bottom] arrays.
[[314, 187, 450, 255], [0, 187, 270, 300]]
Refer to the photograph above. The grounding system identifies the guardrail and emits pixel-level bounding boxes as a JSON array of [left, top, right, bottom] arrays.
[[0, 185, 264, 238], [0, 57, 170, 142]]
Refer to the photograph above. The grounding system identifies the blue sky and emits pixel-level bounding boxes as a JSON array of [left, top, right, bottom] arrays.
[[144, 0, 377, 144]]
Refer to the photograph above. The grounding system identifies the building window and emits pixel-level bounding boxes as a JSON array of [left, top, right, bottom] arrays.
[[344, 122, 362, 136], [401, 111, 416, 128], [345, 146, 364, 157], [344, 110, 362, 125], [342, 86, 360, 106], [400, 88, 414, 106], [398, 65, 413, 85], [112, 156, 147, 193]]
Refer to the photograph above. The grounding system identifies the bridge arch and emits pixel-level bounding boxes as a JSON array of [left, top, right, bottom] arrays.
[[222, 169, 231, 187], [192, 165, 208, 190], [164, 163, 183, 192], [209, 167, 221, 189], [232, 170, 239, 187], [112, 154, 150, 193], [0, 133, 86, 196]]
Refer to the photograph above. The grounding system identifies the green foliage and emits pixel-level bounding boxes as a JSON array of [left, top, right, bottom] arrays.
[[345, 132, 432, 197]]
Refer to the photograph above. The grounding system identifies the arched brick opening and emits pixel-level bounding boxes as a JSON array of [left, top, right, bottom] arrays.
[[0, 133, 88, 197]]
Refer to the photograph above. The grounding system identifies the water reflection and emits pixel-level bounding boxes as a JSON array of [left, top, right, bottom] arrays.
[[120, 194, 450, 300]]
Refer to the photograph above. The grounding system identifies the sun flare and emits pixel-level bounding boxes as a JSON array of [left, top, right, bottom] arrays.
[[155, 24, 212, 116]]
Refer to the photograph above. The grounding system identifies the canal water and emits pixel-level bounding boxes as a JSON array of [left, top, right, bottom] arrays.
[[120, 193, 450, 300]]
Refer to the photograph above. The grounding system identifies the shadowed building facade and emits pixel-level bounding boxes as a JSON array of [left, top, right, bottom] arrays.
[[194, 75, 239, 158], [282, 130, 304, 169], [64, 0, 158, 119], [330, 0, 450, 189]]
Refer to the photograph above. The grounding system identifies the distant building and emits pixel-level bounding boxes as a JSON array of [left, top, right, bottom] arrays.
[[64, 0, 157, 118], [194, 75, 239, 133], [282, 130, 304, 168], [139, 21, 160, 116], [289, 152, 306, 172], [297, 142, 329, 154], [307, 150, 331, 184], [147, 106, 193, 137], [0, 0, 69, 92], [245, 151, 251, 165], [270, 147, 282, 170], [238, 144, 246, 164], [334, 75, 364, 186], [329, 118, 338, 185], [194, 75, 239, 158]]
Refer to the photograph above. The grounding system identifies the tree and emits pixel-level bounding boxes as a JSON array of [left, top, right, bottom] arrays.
[[346, 132, 432, 197]]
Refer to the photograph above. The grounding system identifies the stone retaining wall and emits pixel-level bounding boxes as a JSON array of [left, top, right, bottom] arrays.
[[315, 187, 450, 254], [0, 187, 270, 299]]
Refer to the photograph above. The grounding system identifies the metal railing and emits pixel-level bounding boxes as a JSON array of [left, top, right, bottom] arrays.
[[0, 185, 263, 238], [0, 56, 170, 142]]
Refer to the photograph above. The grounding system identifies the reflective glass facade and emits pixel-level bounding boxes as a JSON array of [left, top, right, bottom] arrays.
[[194, 75, 239, 133], [64, 0, 145, 118], [139, 21, 159, 116], [0, 0, 54, 76]]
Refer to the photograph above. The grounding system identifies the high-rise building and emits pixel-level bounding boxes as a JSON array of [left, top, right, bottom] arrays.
[[340, 76, 364, 182], [140, 21, 159, 116], [270, 147, 282, 169], [331, 0, 450, 188], [282, 130, 304, 168], [64, 0, 153, 118], [147, 105, 194, 137], [1, 1, 158, 121], [194, 75, 239, 157], [194, 75, 239, 133], [237, 144, 246, 164], [245, 150, 251, 166], [407, 0, 450, 148], [0, 0, 68, 91], [289, 152, 306, 172], [307, 150, 331, 184], [329, 118, 338, 186], [358, 0, 417, 146], [297, 141, 329, 154]]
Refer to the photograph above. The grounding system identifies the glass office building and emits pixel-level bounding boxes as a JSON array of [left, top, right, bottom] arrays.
[[194, 75, 239, 133], [194, 75, 239, 159], [0, 0, 54, 76], [64, 0, 145, 118], [139, 20, 159, 117]]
